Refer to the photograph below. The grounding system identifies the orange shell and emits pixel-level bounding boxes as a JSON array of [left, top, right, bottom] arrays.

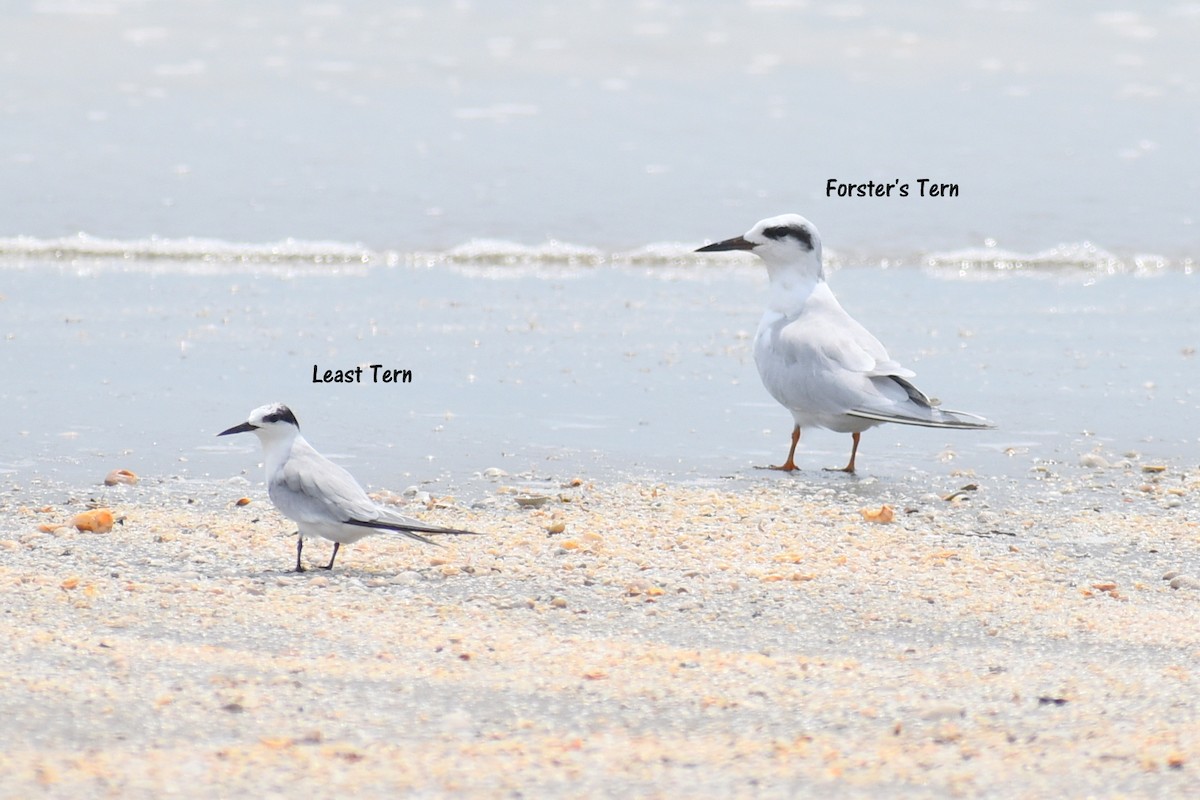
[[860, 505, 895, 524], [71, 509, 115, 533], [104, 469, 138, 486]]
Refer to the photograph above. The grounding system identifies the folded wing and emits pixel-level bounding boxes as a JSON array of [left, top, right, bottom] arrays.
[[772, 291, 995, 430], [272, 441, 481, 544]]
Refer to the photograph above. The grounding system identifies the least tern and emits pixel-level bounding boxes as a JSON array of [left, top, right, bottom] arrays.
[[697, 214, 994, 474], [219, 403, 478, 571]]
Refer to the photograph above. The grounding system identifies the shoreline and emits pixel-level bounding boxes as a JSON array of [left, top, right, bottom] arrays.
[[2, 470, 1198, 796]]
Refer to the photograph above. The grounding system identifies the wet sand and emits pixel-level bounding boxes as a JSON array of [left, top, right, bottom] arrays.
[[2, 465, 1199, 798]]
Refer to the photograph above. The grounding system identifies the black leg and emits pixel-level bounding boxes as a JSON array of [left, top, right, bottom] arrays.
[[294, 535, 306, 573], [322, 542, 340, 571]]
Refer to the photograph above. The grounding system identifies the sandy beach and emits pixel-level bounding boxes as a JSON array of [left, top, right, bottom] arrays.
[[4, 1, 1199, 796], [2, 463, 1198, 798]]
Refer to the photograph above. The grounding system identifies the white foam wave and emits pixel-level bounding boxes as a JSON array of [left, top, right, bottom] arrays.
[[923, 242, 1189, 277], [0, 233, 1192, 276], [0, 233, 373, 264], [441, 238, 604, 266]]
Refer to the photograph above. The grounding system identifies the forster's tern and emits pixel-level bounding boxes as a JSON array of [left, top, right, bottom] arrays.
[[218, 403, 479, 572], [697, 214, 994, 474]]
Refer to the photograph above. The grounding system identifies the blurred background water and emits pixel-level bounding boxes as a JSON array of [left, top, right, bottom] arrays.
[[0, 1, 1196, 500], [2, 0, 1197, 253]]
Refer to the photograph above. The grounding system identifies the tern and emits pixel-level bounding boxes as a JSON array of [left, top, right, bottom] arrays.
[[218, 403, 479, 571], [697, 214, 994, 474]]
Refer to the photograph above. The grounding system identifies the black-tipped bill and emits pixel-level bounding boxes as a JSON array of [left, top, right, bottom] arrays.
[[217, 421, 258, 436], [695, 235, 756, 253]]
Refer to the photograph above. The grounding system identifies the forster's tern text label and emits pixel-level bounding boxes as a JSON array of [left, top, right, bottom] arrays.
[[825, 179, 959, 198], [312, 365, 413, 384]]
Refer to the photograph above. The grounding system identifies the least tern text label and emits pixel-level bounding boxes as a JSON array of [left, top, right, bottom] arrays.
[[312, 365, 413, 384], [825, 179, 959, 198]]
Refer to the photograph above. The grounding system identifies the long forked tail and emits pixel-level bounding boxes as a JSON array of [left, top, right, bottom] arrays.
[[847, 406, 996, 430], [345, 518, 482, 546], [848, 375, 997, 430]]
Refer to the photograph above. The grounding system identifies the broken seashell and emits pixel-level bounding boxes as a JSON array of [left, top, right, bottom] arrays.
[[71, 509, 115, 533], [860, 505, 895, 524], [104, 469, 138, 486]]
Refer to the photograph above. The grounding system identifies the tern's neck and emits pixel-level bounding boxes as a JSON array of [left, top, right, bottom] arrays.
[[763, 265, 824, 315], [259, 430, 301, 473]]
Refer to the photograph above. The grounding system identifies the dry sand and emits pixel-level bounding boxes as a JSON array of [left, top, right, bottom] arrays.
[[2, 464, 1199, 798]]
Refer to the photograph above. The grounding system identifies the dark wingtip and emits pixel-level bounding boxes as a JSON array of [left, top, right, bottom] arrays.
[[344, 518, 482, 543]]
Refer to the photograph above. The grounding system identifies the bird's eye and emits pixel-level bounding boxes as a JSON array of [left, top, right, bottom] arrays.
[[261, 407, 299, 427], [762, 225, 813, 250]]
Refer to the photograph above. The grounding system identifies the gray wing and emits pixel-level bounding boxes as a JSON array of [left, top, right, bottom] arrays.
[[271, 439, 480, 542], [770, 286, 993, 429], [794, 284, 916, 378], [270, 439, 382, 526]]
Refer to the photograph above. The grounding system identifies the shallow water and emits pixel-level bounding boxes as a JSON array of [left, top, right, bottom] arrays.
[[2, 257, 1194, 513], [1, 1, 1196, 512]]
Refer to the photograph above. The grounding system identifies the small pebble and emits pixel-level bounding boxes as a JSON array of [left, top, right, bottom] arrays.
[[514, 495, 551, 508], [976, 511, 1001, 527], [918, 704, 965, 721]]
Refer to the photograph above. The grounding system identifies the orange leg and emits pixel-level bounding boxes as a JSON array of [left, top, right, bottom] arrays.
[[824, 432, 861, 474], [757, 425, 801, 472]]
